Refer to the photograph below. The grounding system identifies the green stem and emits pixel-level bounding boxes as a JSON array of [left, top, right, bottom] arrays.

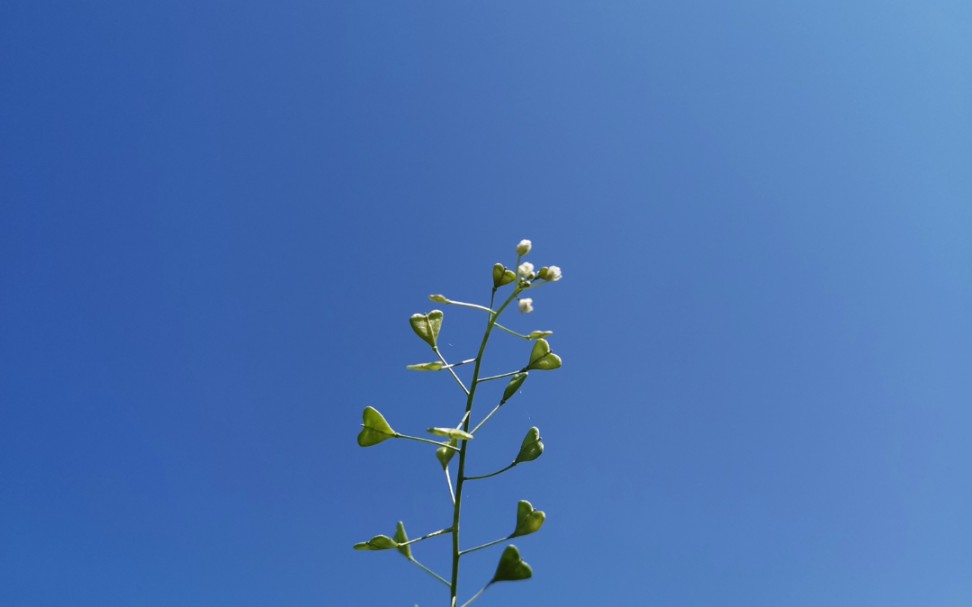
[[396, 433, 460, 451], [446, 358, 478, 368], [450, 287, 520, 607], [469, 402, 504, 435], [459, 536, 509, 556], [463, 463, 515, 481], [444, 466, 455, 504], [433, 348, 470, 396], [493, 322, 531, 340], [453, 409, 471, 431], [409, 558, 450, 587], [476, 370, 522, 383], [459, 584, 490, 607], [398, 527, 453, 547], [443, 300, 495, 314]]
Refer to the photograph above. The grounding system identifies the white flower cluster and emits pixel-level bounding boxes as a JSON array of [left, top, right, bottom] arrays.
[[514, 239, 562, 313]]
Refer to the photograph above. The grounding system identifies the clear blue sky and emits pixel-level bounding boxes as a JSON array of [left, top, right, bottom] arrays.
[[2, 1, 970, 606]]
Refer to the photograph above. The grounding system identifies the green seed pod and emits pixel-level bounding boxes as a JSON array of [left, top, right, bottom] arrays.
[[491, 545, 533, 583], [427, 427, 474, 441], [409, 310, 443, 348], [514, 427, 543, 464], [512, 500, 545, 538], [436, 438, 459, 469], [502, 372, 528, 404], [357, 406, 397, 447], [526, 338, 562, 371], [394, 521, 412, 560], [353, 535, 399, 551]]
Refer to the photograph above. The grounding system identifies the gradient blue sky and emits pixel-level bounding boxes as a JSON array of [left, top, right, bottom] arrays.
[[2, 2, 971, 606]]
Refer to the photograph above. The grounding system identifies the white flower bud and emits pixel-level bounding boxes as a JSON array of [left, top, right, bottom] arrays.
[[544, 265, 562, 282], [518, 262, 535, 278], [516, 239, 532, 255], [518, 298, 534, 313]]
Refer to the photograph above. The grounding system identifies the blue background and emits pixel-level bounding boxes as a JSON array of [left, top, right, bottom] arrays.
[[2, 1, 970, 606]]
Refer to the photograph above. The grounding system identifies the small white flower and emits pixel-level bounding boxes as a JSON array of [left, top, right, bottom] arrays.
[[518, 298, 534, 313], [545, 265, 562, 282], [518, 262, 535, 278], [516, 239, 532, 256]]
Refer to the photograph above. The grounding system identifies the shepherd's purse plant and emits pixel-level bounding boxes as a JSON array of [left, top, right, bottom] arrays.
[[354, 239, 563, 607]]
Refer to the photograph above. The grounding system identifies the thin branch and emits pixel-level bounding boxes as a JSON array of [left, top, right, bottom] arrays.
[[396, 433, 460, 451], [470, 402, 503, 435], [408, 558, 450, 587], [445, 300, 495, 314], [453, 409, 471, 431], [444, 466, 456, 505], [446, 358, 478, 368], [459, 536, 509, 557], [463, 463, 516, 481], [493, 322, 531, 340], [459, 585, 490, 607], [433, 348, 470, 396], [398, 527, 453, 547], [476, 370, 521, 383]]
